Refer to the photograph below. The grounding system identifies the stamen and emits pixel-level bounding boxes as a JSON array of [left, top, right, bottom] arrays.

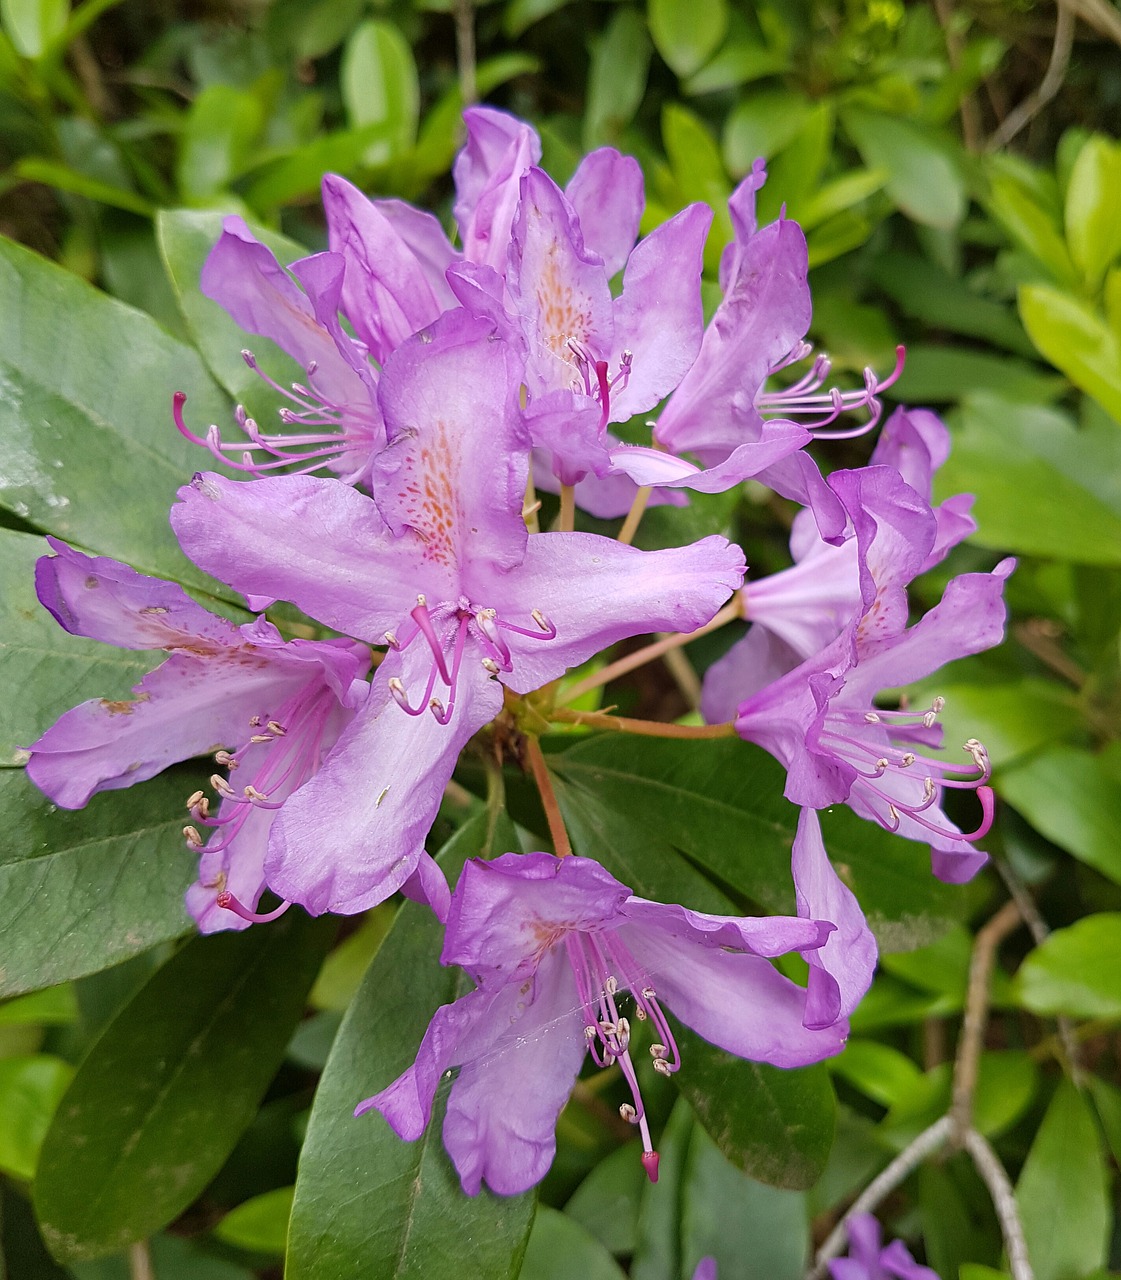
[[186, 790, 205, 810]]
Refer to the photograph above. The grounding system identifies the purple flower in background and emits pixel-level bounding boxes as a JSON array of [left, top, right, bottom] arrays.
[[172, 314, 745, 915], [177, 218, 385, 483], [357, 852, 847, 1196], [733, 563, 1013, 883], [829, 1215, 941, 1280], [24, 540, 372, 931]]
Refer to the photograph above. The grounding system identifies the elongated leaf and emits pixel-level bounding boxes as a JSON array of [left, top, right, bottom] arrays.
[[0, 766, 206, 997], [0, 1056, 72, 1181], [1064, 135, 1121, 287], [0, 235, 232, 592], [0, 0, 67, 57], [1019, 283, 1121, 424], [584, 9, 650, 150], [1016, 1080, 1112, 1280], [0, 528, 153, 765], [648, 0, 727, 78], [842, 109, 964, 229], [33, 911, 331, 1263], [341, 20, 419, 162], [519, 1207, 627, 1280], [177, 84, 264, 202], [549, 735, 964, 951], [286, 811, 535, 1280]]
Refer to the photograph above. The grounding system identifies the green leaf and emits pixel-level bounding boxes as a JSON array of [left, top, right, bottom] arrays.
[[0, 528, 155, 765], [674, 1030, 835, 1190], [722, 91, 813, 176], [11, 159, 154, 217], [648, 0, 727, 78], [519, 1207, 627, 1280], [842, 108, 965, 229], [176, 84, 264, 202], [882, 1051, 1037, 1143], [584, 9, 651, 150], [340, 20, 420, 163], [307, 908, 394, 1012], [213, 1186, 294, 1255], [681, 1121, 806, 1280], [830, 1040, 923, 1109], [936, 396, 1121, 564], [632, 1098, 692, 1280], [999, 747, 1121, 884], [0, 987, 77, 1027], [0, 1056, 72, 1181], [1016, 914, 1121, 1018], [1016, 1081, 1112, 1280], [286, 811, 535, 1280], [0, 0, 66, 57], [891, 345, 1063, 405], [1019, 284, 1121, 424], [1064, 135, 1121, 288], [549, 736, 965, 952], [564, 1142, 645, 1257], [0, 766, 205, 997], [0, 234, 233, 593], [33, 911, 331, 1263], [986, 161, 1078, 286], [681, 15, 788, 95]]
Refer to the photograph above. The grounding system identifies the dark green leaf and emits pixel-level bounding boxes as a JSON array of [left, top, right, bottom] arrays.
[[631, 1097, 692, 1280], [1016, 1081, 1112, 1280], [286, 810, 535, 1280], [681, 1120, 806, 1280], [584, 9, 650, 150], [674, 1029, 835, 1190], [33, 911, 331, 1262], [564, 1141, 645, 1257], [519, 1207, 627, 1280], [0, 235, 232, 593], [0, 766, 204, 997], [648, 0, 727, 79]]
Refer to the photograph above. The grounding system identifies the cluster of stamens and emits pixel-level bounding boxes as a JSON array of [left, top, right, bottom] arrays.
[[182, 693, 334, 923], [819, 696, 994, 842], [173, 347, 381, 484], [384, 593, 556, 724], [757, 343, 906, 438], [565, 931, 680, 1183], [566, 339, 632, 431]]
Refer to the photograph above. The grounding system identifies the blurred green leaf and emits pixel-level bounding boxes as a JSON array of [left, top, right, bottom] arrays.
[[891, 346, 1063, 405], [681, 1121, 805, 1280], [1017, 1081, 1112, 1280], [0, 987, 77, 1027], [0, 0, 66, 58], [177, 84, 264, 202], [648, 0, 725, 78], [1019, 284, 1121, 425], [842, 108, 964, 229], [307, 908, 394, 1012], [341, 20, 419, 164], [519, 1207, 627, 1280], [1064, 134, 1121, 288], [722, 90, 813, 176], [0, 1056, 72, 1180], [564, 1141, 644, 1257], [584, 9, 651, 151], [882, 1052, 1037, 1144], [0, 235, 232, 593], [12, 160, 154, 217], [1016, 914, 1121, 1018], [681, 13, 788, 95], [987, 167, 1079, 288], [936, 396, 1121, 563], [0, 766, 204, 997], [503, 0, 571, 37], [286, 810, 535, 1280], [1000, 747, 1121, 884], [33, 911, 331, 1263], [213, 1185, 294, 1255], [830, 1039, 923, 1109]]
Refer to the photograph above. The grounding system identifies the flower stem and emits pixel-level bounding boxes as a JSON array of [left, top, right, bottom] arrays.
[[617, 485, 652, 545], [452, 0, 476, 105], [523, 469, 541, 534], [561, 600, 743, 705], [558, 483, 576, 533], [525, 735, 572, 858], [552, 707, 737, 738]]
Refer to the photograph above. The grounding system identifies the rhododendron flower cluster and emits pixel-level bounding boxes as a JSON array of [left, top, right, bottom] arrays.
[[24, 106, 1010, 1198]]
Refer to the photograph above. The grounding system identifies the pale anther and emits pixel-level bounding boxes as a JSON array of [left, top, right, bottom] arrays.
[[652, 1059, 673, 1076], [244, 785, 270, 802], [584, 1025, 598, 1040], [249, 733, 272, 744], [215, 750, 237, 767], [901, 753, 916, 767], [211, 774, 236, 798], [267, 720, 286, 736], [619, 1104, 637, 1123], [481, 658, 500, 674], [384, 631, 400, 649], [641, 987, 656, 999], [864, 711, 881, 723], [604, 976, 618, 996], [186, 790, 205, 810], [183, 825, 203, 847], [650, 1043, 668, 1059]]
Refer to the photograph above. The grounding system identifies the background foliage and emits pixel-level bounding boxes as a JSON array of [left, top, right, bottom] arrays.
[[1, 0, 1121, 1277]]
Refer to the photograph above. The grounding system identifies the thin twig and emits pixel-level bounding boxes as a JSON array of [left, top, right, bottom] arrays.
[[931, 0, 982, 151], [128, 1242, 154, 1280], [452, 0, 477, 106], [950, 898, 1023, 1144], [525, 735, 572, 858], [561, 600, 742, 705], [986, 2, 1075, 151], [661, 643, 702, 710], [617, 485, 652, 546], [964, 1129, 1035, 1280], [806, 1116, 953, 1280], [552, 706, 737, 738]]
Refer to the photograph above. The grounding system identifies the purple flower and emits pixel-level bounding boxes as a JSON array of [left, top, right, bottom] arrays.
[[829, 1214, 941, 1280], [171, 314, 746, 915], [733, 563, 1013, 884], [356, 852, 848, 1196], [178, 217, 385, 483], [24, 539, 373, 931]]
